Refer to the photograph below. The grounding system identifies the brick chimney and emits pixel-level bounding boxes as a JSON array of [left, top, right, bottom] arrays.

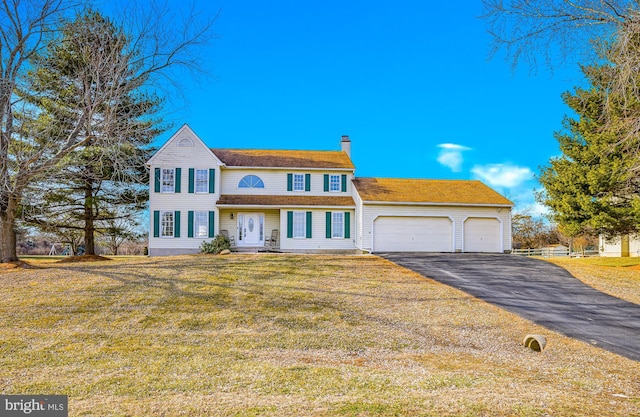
[[341, 135, 351, 158]]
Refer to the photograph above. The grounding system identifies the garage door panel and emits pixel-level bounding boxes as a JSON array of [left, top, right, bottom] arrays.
[[374, 216, 452, 252], [464, 218, 500, 252]]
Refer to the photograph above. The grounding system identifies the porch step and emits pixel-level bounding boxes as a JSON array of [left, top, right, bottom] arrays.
[[232, 246, 280, 253]]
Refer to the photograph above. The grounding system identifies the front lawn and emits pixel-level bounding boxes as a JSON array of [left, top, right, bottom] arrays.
[[0, 255, 638, 416], [545, 256, 640, 304]]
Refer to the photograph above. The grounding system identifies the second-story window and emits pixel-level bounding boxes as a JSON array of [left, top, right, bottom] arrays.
[[161, 169, 175, 193], [293, 174, 305, 191], [329, 175, 341, 192], [195, 169, 208, 193], [238, 175, 265, 188]]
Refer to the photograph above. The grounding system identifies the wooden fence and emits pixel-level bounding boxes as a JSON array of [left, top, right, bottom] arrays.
[[512, 248, 600, 258]]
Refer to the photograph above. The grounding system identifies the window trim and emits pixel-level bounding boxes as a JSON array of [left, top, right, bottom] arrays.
[[161, 168, 175, 193], [292, 174, 305, 192], [160, 211, 174, 238], [238, 175, 265, 189], [193, 211, 209, 238], [329, 174, 341, 192], [332, 212, 344, 238], [195, 169, 209, 193], [292, 211, 306, 238]]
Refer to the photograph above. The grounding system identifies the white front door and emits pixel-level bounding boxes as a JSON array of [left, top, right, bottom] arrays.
[[239, 212, 262, 246]]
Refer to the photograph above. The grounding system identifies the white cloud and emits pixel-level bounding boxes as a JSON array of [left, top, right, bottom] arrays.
[[436, 143, 471, 172], [515, 202, 550, 218], [471, 163, 534, 188]]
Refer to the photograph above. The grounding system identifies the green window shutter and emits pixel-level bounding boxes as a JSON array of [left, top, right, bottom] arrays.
[[209, 169, 215, 193], [306, 212, 312, 238], [175, 168, 182, 193], [153, 211, 160, 237], [188, 211, 194, 238], [344, 212, 351, 239], [326, 212, 332, 238], [287, 211, 293, 238], [341, 174, 347, 192], [174, 211, 181, 237], [154, 168, 161, 193], [287, 174, 293, 191], [188, 169, 194, 193], [208, 211, 215, 237], [324, 174, 329, 192], [305, 173, 311, 192]]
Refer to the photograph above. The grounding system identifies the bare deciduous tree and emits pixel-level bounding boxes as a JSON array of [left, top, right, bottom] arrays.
[[482, 1, 640, 179], [0, 0, 216, 262], [481, 0, 630, 69]]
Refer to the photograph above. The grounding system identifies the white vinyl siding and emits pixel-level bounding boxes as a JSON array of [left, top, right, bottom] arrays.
[[219, 169, 353, 196], [279, 209, 356, 252], [358, 204, 510, 253], [148, 126, 222, 256]]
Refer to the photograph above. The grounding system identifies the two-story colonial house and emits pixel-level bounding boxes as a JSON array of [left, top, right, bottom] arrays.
[[147, 124, 513, 255]]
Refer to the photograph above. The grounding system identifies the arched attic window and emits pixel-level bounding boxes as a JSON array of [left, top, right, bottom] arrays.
[[238, 175, 265, 188], [177, 138, 194, 147]]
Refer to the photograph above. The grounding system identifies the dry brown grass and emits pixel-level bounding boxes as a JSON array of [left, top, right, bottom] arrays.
[[545, 257, 640, 304], [0, 254, 638, 416]]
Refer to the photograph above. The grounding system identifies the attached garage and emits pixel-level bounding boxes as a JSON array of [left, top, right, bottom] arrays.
[[463, 217, 501, 252], [373, 216, 452, 252], [353, 178, 513, 254]]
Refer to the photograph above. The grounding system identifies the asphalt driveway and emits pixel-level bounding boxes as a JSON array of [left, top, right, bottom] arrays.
[[380, 253, 640, 362]]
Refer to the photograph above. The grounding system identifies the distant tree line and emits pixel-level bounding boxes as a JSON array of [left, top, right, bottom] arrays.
[[0, 1, 216, 261], [511, 212, 598, 252]]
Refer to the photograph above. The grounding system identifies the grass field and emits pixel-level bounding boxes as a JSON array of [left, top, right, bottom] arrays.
[[1, 254, 639, 416], [546, 256, 640, 304]]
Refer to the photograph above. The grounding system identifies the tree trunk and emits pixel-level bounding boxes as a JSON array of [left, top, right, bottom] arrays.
[[0, 196, 19, 262], [84, 183, 95, 255]]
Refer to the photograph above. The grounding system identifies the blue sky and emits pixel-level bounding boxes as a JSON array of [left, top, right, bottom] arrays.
[[155, 0, 585, 214]]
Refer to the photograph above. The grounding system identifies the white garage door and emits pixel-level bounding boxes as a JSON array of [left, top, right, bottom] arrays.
[[373, 216, 452, 252], [464, 218, 501, 252]]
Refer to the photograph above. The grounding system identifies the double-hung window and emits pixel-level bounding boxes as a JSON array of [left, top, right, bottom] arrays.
[[293, 174, 305, 191], [325, 211, 350, 239], [161, 169, 175, 193], [332, 212, 344, 238], [329, 175, 341, 192], [161, 211, 174, 237], [194, 211, 209, 237], [293, 212, 306, 238], [195, 169, 208, 193]]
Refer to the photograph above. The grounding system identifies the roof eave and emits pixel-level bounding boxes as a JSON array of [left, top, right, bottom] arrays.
[[220, 166, 355, 172], [361, 200, 514, 208], [216, 204, 356, 209]]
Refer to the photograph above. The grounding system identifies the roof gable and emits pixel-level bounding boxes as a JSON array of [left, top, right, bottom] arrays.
[[211, 149, 354, 170], [353, 177, 513, 206], [147, 124, 221, 165]]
